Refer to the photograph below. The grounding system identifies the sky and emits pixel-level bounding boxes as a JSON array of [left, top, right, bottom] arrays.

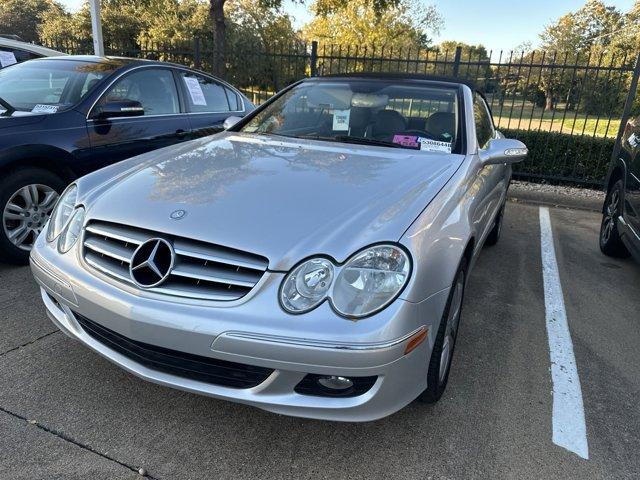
[[59, 0, 638, 55]]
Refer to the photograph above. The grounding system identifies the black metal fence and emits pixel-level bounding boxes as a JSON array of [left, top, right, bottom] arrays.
[[47, 38, 640, 187]]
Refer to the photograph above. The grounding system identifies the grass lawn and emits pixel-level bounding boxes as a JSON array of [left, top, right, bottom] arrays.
[[488, 97, 620, 138]]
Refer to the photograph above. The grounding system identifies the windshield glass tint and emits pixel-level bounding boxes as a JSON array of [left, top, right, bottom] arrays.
[[240, 81, 459, 152], [0, 60, 116, 112]]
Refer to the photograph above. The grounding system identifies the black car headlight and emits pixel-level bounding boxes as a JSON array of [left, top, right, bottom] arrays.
[[280, 244, 411, 319]]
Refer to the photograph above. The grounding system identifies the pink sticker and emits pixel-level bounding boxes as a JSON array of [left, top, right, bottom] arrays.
[[392, 135, 419, 147]]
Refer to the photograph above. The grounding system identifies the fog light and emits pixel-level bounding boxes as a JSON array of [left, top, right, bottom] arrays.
[[317, 375, 354, 390]]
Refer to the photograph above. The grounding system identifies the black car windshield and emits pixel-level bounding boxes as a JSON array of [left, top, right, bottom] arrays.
[[0, 59, 116, 113], [240, 80, 460, 153]]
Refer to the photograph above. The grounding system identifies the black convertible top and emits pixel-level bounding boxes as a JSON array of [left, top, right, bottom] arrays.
[[316, 72, 478, 92]]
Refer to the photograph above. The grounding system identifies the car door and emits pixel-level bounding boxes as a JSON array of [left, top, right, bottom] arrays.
[[473, 92, 507, 242], [86, 67, 190, 171], [176, 70, 245, 138], [625, 119, 640, 234]]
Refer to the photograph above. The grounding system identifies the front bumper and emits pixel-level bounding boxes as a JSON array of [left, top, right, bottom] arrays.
[[30, 236, 449, 422]]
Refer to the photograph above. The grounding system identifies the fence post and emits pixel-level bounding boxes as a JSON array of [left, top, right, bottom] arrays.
[[452, 46, 462, 77], [194, 37, 201, 69], [310, 41, 318, 77], [610, 53, 640, 169]]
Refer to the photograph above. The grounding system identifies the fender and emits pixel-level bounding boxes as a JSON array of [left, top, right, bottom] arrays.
[[0, 144, 77, 181]]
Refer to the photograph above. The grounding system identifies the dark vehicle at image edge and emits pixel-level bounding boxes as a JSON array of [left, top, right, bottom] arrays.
[[0, 56, 253, 263], [600, 115, 640, 262]]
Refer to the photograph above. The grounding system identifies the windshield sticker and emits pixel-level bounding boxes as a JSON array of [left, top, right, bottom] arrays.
[[31, 104, 59, 114], [183, 76, 207, 106], [332, 109, 350, 131], [392, 135, 420, 148], [0, 50, 17, 67], [418, 138, 452, 153]]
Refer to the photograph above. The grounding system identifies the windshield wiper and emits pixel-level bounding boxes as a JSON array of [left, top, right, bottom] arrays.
[[0, 96, 15, 115], [298, 134, 410, 149]]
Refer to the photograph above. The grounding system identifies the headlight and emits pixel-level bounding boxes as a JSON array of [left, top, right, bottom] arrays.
[[46, 184, 77, 242], [280, 258, 334, 313], [57, 207, 85, 253], [332, 245, 411, 318], [279, 244, 411, 318]]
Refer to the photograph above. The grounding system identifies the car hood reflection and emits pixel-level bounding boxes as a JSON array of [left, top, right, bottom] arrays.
[[87, 132, 464, 270]]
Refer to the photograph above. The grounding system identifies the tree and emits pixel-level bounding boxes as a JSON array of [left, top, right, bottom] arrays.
[[0, 0, 64, 43], [539, 0, 624, 111], [301, 0, 442, 50]]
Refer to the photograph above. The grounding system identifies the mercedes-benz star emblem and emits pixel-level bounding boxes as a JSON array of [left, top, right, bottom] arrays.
[[170, 209, 187, 220], [129, 238, 175, 288]]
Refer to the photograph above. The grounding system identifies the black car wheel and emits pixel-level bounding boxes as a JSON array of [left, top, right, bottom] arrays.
[[418, 258, 467, 404], [600, 180, 630, 258], [0, 168, 64, 264]]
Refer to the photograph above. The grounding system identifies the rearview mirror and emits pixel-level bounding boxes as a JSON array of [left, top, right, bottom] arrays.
[[223, 115, 242, 130], [92, 100, 144, 119], [479, 138, 528, 165]]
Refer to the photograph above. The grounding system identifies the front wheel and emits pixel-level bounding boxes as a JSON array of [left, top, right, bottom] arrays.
[[0, 168, 64, 264], [418, 258, 467, 404], [599, 180, 630, 258]]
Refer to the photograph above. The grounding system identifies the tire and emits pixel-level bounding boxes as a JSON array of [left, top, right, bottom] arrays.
[[485, 202, 505, 246], [0, 168, 65, 265], [418, 257, 467, 404], [599, 180, 630, 258]]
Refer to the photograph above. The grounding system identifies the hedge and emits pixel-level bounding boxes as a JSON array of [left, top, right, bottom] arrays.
[[501, 128, 616, 186]]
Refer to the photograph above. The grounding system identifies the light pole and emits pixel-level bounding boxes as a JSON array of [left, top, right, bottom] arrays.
[[89, 0, 104, 56]]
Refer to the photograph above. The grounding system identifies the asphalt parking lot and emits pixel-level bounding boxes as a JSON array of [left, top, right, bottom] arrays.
[[1, 201, 639, 480]]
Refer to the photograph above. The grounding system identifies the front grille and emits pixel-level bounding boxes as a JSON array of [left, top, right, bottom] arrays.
[[82, 220, 268, 301], [74, 313, 274, 389]]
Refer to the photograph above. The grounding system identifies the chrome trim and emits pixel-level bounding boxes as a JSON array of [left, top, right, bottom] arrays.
[[82, 220, 268, 301], [221, 326, 426, 351], [85, 64, 246, 120]]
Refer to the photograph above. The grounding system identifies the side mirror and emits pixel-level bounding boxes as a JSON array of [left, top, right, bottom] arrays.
[[479, 138, 528, 165], [92, 100, 144, 119], [223, 115, 242, 130]]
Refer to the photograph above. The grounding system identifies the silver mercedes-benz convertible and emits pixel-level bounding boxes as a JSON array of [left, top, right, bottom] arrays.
[[30, 74, 527, 421]]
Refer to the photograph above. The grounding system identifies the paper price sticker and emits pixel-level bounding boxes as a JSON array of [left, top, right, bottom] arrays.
[[183, 76, 207, 106], [418, 138, 452, 153], [0, 50, 17, 68], [32, 104, 59, 114], [332, 109, 351, 131]]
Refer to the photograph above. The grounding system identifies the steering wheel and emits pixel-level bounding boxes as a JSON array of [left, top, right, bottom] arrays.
[[400, 129, 440, 141]]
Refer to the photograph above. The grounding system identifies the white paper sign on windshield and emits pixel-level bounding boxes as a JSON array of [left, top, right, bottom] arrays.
[[0, 50, 17, 68], [31, 104, 59, 114], [332, 109, 350, 131], [183, 76, 207, 106], [418, 138, 452, 153]]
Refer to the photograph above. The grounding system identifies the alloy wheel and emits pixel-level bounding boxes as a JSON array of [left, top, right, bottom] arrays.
[[2, 184, 59, 251], [601, 189, 619, 245]]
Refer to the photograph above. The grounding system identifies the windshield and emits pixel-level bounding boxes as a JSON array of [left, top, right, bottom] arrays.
[[0, 59, 116, 113], [240, 80, 460, 153]]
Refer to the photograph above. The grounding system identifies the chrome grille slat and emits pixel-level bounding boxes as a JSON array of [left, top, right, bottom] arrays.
[[82, 220, 268, 301], [171, 263, 258, 288], [85, 224, 147, 245], [85, 252, 133, 283], [84, 237, 135, 263], [173, 238, 268, 271]]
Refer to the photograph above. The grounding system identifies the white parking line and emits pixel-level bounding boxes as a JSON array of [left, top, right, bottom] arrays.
[[539, 207, 589, 460]]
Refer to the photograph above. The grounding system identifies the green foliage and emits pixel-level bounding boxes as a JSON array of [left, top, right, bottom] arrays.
[[503, 128, 615, 184], [0, 0, 64, 43], [301, 0, 442, 50]]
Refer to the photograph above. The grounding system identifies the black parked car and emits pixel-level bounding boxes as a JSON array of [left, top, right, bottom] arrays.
[[0, 56, 253, 263], [600, 115, 640, 262]]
